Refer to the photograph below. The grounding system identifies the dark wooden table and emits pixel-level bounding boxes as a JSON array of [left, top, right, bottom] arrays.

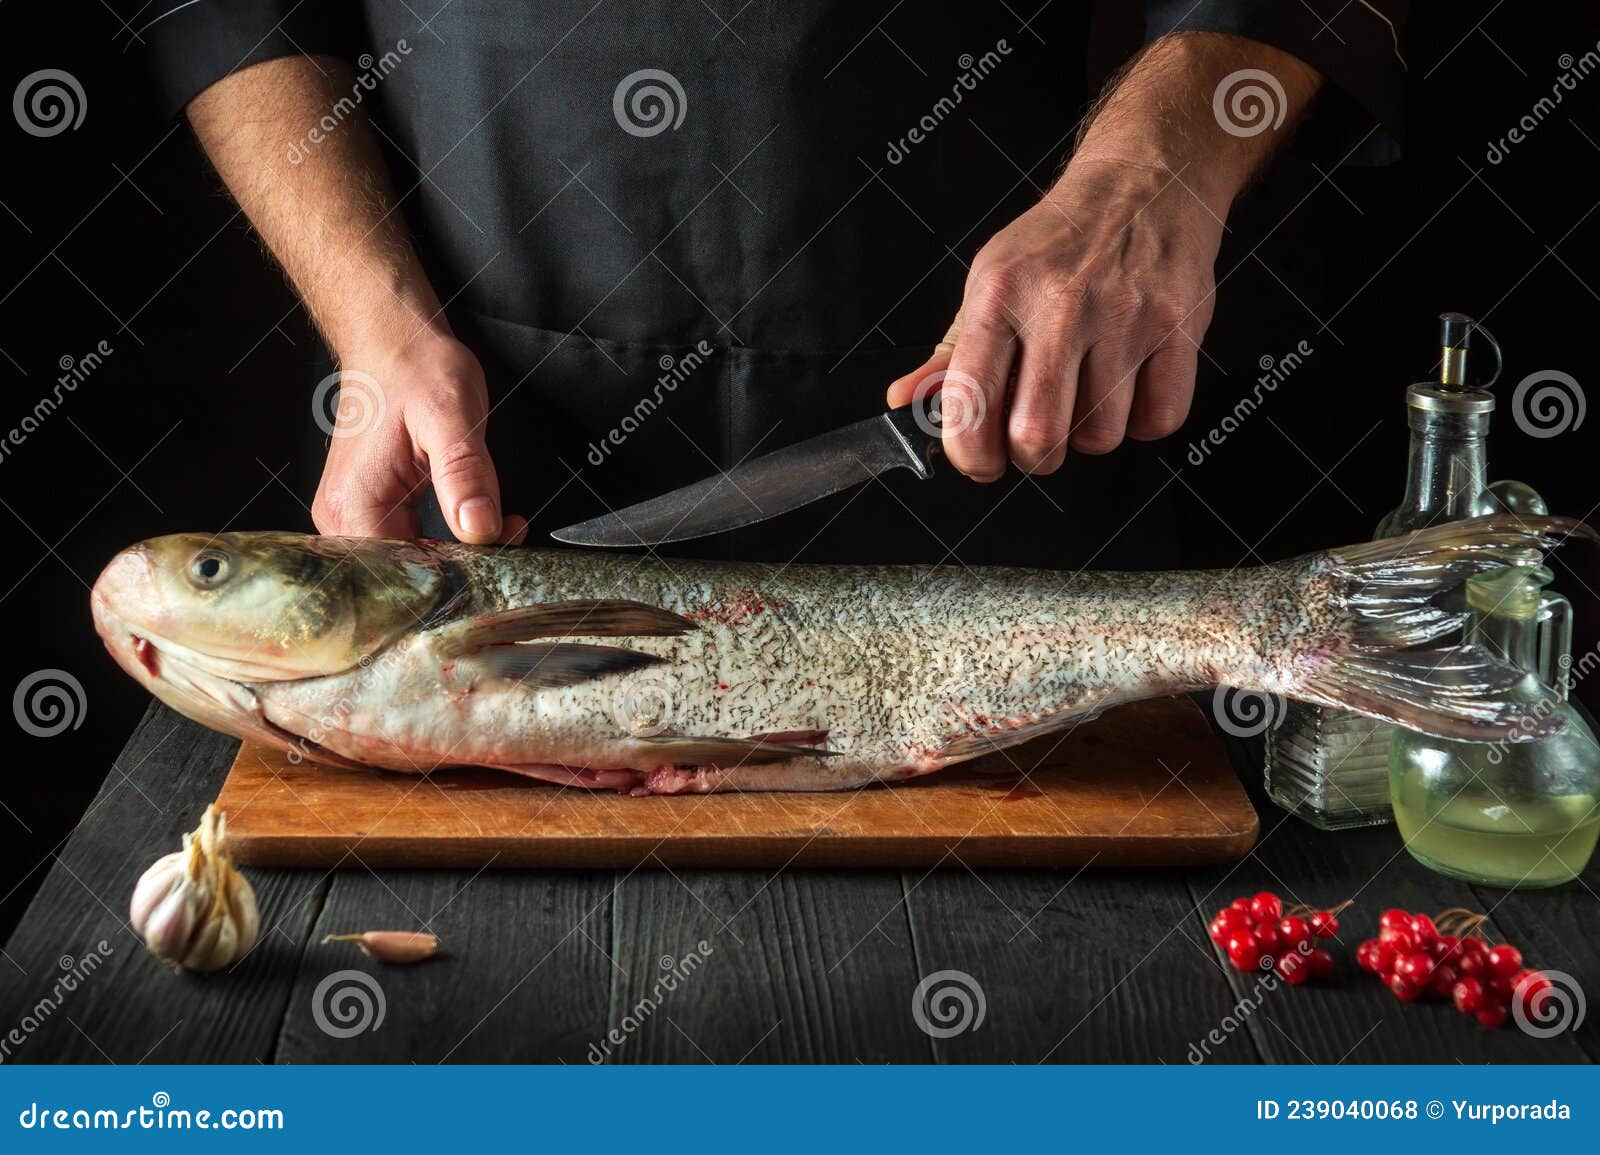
[[3, 702, 1597, 1064]]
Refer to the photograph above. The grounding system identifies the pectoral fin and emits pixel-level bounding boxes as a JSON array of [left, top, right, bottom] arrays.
[[461, 642, 667, 688], [446, 600, 697, 651], [635, 734, 840, 766]]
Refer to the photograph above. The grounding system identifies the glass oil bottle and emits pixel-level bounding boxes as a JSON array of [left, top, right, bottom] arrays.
[[1263, 312, 1523, 828], [1390, 566, 1600, 888]]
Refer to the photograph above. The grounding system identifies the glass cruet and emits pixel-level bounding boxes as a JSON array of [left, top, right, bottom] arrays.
[[1388, 565, 1600, 888]]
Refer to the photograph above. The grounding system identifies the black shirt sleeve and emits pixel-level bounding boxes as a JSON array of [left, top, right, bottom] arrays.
[[1143, 0, 1410, 164], [127, 0, 361, 120]]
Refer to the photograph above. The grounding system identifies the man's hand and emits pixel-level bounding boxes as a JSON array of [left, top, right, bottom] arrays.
[[314, 335, 527, 543], [188, 56, 522, 543], [887, 33, 1321, 480]]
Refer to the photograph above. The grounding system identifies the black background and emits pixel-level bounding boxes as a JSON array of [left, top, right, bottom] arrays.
[[1, 1, 1596, 944]]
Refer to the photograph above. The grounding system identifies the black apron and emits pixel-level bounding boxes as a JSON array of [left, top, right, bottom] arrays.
[[323, 0, 1180, 568]]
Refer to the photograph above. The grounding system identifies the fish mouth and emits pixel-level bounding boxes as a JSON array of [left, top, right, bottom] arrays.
[[130, 634, 160, 679]]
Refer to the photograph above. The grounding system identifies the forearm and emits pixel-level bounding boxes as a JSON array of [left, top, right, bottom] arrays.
[[187, 56, 448, 359], [1068, 32, 1323, 214]]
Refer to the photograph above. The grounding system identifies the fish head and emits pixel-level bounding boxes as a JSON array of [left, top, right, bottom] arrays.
[[91, 532, 457, 738]]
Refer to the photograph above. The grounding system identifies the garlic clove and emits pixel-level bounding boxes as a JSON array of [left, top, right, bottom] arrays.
[[141, 879, 203, 960], [323, 930, 440, 964], [129, 852, 184, 930]]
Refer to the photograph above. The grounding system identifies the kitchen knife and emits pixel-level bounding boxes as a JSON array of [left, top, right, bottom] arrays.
[[552, 316, 963, 548]]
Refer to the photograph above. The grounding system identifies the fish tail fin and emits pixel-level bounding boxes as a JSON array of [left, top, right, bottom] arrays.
[[1280, 514, 1595, 742]]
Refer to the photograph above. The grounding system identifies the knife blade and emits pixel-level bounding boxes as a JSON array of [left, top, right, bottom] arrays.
[[551, 399, 943, 547]]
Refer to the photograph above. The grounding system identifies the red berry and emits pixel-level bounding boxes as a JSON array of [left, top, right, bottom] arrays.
[[1428, 963, 1459, 1000], [1488, 974, 1516, 1001], [1308, 910, 1339, 939], [1250, 891, 1283, 924], [1460, 935, 1488, 955], [1378, 908, 1412, 934], [1380, 927, 1418, 954], [1487, 944, 1522, 977], [1356, 938, 1396, 974], [1458, 951, 1487, 977], [1226, 931, 1263, 971], [1210, 909, 1251, 944], [1253, 923, 1282, 957], [1276, 951, 1310, 985], [1309, 948, 1335, 980], [1476, 1001, 1509, 1029], [1409, 913, 1438, 946], [1432, 933, 1460, 962], [1394, 951, 1435, 985], [1277, 916, 1312, 952], [1388, 973, 1423, 1002], [1355, 939, 1380, 972], [1453, 976, 1486, 1014], [1512, 968, 1552, 1018], [1229, 897, 1255, 917]]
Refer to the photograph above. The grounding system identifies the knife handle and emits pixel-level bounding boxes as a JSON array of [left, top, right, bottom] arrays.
[[883, 311, 964, 475], [885, 394, 944, 478]]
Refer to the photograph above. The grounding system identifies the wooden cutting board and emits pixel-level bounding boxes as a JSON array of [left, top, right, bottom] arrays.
[[214, 695, 1256, 869]]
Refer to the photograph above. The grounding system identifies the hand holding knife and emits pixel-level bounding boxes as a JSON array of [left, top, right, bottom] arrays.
[[553, 313, 967, 548]]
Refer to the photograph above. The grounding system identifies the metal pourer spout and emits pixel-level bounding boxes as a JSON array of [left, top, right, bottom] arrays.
[[1438, 311, 1501, 390]]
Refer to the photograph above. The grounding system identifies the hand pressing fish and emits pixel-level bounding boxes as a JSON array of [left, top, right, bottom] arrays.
[[90, 516, 1592, 795]]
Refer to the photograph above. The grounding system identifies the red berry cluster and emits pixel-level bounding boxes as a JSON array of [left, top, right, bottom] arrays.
[[1208, 891, 1339, 985], [1355, 907, 1551, 1030]]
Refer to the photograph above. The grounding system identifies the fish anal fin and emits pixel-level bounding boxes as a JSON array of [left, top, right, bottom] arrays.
[[935, 712, 1088, 762], [461, 642, 666, 689]]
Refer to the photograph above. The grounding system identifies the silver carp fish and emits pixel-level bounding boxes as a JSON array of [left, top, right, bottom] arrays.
[[90, 516, 1589, 794]]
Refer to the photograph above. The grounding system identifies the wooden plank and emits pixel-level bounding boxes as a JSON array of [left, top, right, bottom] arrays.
[[0, 705, 323, 1064], [607, 870, 929, 1063], [1186, 734, 1594, 1065], [214, 696, 1259, 870], [274, 869, 615, 1063], [902, 867, 1253, 1063]]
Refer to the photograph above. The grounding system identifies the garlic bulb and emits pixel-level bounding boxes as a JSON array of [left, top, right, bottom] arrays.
[[130, 806, 259, 972]]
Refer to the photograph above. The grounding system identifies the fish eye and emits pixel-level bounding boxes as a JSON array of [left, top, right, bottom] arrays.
[[187, 549, 233, 589]]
